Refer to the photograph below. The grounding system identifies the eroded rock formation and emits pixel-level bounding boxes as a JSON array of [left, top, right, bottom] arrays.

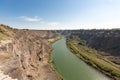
[[0, 24, 61, 80]]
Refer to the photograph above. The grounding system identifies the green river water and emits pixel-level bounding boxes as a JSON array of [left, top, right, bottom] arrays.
[[52, 38, 111, 80]]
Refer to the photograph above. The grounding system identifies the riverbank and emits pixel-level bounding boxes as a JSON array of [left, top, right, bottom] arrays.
[[48, 37, 63, 80], [0, 24, 63, 80], [48, 36, 62, 43], [66, 39, 120, 80]]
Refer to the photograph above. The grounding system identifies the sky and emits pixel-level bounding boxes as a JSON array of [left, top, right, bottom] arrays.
[[0, 0, 120, 29]]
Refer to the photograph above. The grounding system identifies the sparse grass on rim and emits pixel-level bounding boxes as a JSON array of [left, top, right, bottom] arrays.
[[67, 39, 120, 80]]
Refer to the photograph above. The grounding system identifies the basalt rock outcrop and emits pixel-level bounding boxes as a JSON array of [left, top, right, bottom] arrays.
[[62, 30, 120, 65], [62, 30, 120, 56], [0, 24, 61, 80]]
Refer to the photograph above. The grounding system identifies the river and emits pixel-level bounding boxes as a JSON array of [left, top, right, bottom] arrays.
[[52, 38, 111, 80]]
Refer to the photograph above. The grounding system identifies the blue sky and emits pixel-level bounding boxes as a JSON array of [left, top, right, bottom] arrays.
[[0, 0, 120, 29]]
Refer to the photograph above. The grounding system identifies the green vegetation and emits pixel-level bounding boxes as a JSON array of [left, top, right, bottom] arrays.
[[48, 37, 63, 80], [0, 24, 14, 40], [67, 39, 120, 80], [65, 29, 120, 56], [48, 48, 63, 80]]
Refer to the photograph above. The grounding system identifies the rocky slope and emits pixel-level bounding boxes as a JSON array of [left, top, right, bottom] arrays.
[[0, 71, 17, 80], [0, 24, 61, 80], [46, 30, 120, 65], [63, 30, 120, 56]]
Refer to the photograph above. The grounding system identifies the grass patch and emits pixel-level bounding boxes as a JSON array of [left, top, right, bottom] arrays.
[[0, 25, 14, 40], [67, 39, 120, 80], [48, 48, 63, 80], [48, 38, 63, 80]]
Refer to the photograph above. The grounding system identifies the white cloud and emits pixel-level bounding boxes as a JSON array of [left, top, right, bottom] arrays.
[[18, 16, 42, 22], [15, 16, 120, 30]]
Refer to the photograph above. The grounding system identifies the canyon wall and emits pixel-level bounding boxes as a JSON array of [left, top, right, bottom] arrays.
[[62, 30, 120, 56], [0, 24, 61, 80]]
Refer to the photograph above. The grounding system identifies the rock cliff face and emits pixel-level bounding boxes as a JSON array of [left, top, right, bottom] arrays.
[[63, 30, 120, 65], [0, 24, 61, 80], [62, 30, 120, 56]]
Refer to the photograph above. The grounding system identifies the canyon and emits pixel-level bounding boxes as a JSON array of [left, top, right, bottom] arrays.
[[0, 24, 120, 80], [0, 24, 61, 80]]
